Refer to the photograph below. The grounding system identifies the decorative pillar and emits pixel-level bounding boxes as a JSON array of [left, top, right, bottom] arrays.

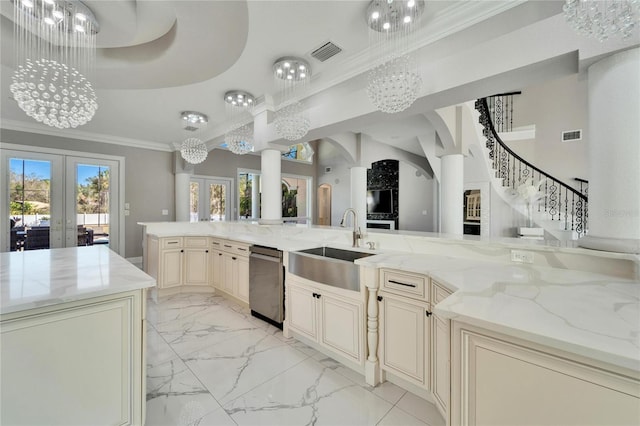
[[251, 174, 261, 220], [350, 166, 368, 231], [441, 154, 464, 235], [260, 149, 282, 224], [579, 47, 640, 254], [363, 265, 381, 386], [175, 173, 191, 222]]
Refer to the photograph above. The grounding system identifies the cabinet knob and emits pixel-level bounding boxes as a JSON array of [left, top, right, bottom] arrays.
[[232, 257, 237, 260], [180, 249, 184, 253], [377, 295, 383, 302], [316, 293, 321, 299], [425, 310, 432, 317], [218, 253, 222, 256], [205, 250, 209, 253]]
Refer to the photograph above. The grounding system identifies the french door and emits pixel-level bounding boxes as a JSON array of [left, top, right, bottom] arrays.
[[189, 177, 232, 222], [1, 148, 121, 254]]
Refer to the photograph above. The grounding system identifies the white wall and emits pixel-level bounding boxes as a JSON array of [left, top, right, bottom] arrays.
[[509, 74, 589, 188], [399, 161, 436, 232]]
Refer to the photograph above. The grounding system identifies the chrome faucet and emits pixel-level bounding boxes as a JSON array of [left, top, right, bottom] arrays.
[[340, 208, 363, 248]]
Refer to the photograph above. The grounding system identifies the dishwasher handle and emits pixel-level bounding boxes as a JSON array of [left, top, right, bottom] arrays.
[[250, 252, 282, 263]]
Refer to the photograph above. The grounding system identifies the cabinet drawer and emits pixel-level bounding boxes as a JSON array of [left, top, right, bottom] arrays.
[[185, 236, 208, 248], [381, 269, 428, 301], [161, 237, 183, 248], [432, 280, 452, 304], [234, 244, 250, 256]]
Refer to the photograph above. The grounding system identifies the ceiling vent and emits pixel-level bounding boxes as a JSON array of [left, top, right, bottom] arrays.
[[325, 166, 332, 174], [561, 129, 582, 142], [311, 41, 343, 62]]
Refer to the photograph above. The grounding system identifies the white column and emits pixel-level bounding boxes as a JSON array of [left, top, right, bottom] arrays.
[[259, 149, 282, 224], [175, 172, 191, 222], [251, 174, 261, 220], [579, 47, 640, 254], [441, 154, 464, 235], [350, 166, 368, 231]]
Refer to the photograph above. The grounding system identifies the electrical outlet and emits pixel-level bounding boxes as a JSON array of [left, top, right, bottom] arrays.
[[511, 249, 534, 264], [161, 209, 169, 216]]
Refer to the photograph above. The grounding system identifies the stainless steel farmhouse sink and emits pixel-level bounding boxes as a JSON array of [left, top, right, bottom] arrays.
[[288, 247, 374, 291]]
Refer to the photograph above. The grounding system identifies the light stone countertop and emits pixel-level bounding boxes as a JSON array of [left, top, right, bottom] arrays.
[[141, 222, 640, 373], [0, 245, 156, 315], [356, 252, 640, 373]]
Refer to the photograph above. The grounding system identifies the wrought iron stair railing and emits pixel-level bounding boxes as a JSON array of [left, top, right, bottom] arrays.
[[475, 96, 588, 238]]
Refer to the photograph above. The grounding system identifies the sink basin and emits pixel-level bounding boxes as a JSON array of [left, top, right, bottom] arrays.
[[288, 247, 374, 291]]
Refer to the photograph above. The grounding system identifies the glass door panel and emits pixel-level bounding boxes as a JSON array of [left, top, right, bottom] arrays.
[[190, 177, 232, 222], [209, 182, 227, 221], [66, 157, 119, 252], [1, 151, 64, 252], [75, 164, 111, 246]]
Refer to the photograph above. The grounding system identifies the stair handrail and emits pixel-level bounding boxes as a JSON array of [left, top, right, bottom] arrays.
[[476, 97, 588, 237]]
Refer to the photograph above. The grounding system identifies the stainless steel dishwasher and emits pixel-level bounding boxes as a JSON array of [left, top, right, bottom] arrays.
[[249, 245, 284, 329]]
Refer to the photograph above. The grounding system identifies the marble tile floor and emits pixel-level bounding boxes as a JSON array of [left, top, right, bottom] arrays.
[[146, 293, 445, 426]]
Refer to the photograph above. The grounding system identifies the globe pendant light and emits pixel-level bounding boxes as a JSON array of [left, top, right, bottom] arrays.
[[365, 0, 424, 114], [9, 0, 99, 129], [272, 57, 311, 141], [224, 90, 255, 155], [179, 111, 209, 164]]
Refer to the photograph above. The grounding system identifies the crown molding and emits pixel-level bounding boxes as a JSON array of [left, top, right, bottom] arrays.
[[0, 119, 174, 152]]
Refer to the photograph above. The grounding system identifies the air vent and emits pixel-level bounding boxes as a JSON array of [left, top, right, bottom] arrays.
[[562, 129, 582, 142], [311, 41, 343, 62], [325, 166, 332, 173], [184, 126, 199, 132]]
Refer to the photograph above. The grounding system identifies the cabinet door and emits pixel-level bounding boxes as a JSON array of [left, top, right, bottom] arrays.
[[380, 295, 429, 386], [320, 294, 362, 362], [160, 249, 182, 288], [222, 253, 235, 294], [211, 250, 223, 289], [433, 315, 450, 412], [236, 256, 249, 303], [288, 284, 317, 340], [184, 249, 209, 286]]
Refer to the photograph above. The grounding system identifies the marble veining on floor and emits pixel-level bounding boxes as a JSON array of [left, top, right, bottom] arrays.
[[146, 293, 445, 426]]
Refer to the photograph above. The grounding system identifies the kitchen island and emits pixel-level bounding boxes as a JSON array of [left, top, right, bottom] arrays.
[[0, 245, 155, 426]]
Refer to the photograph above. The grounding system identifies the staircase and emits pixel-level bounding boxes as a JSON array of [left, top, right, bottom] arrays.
[[474, 95, 588, 239]]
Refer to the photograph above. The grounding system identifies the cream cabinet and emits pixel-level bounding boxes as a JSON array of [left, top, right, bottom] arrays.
[[146, 236, 213, 295], [1, 290, 146, 425], [287, 275, 364, 365], [378, 269, 452, 419], [211, 238, 250, 304], [431, 280, 452, 414], [380, 293, 430, 386], [451, 322, 640, 426], [184, 237, 210, 286]]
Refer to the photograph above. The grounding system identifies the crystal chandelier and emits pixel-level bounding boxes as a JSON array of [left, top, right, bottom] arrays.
[[179, 111, 208, 164], [224, 90, 255, 155], [563, 0, 639, 41], [273, 57, 311, 141], [365, 0, 424, 114], [9, 0, 99, 129]]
